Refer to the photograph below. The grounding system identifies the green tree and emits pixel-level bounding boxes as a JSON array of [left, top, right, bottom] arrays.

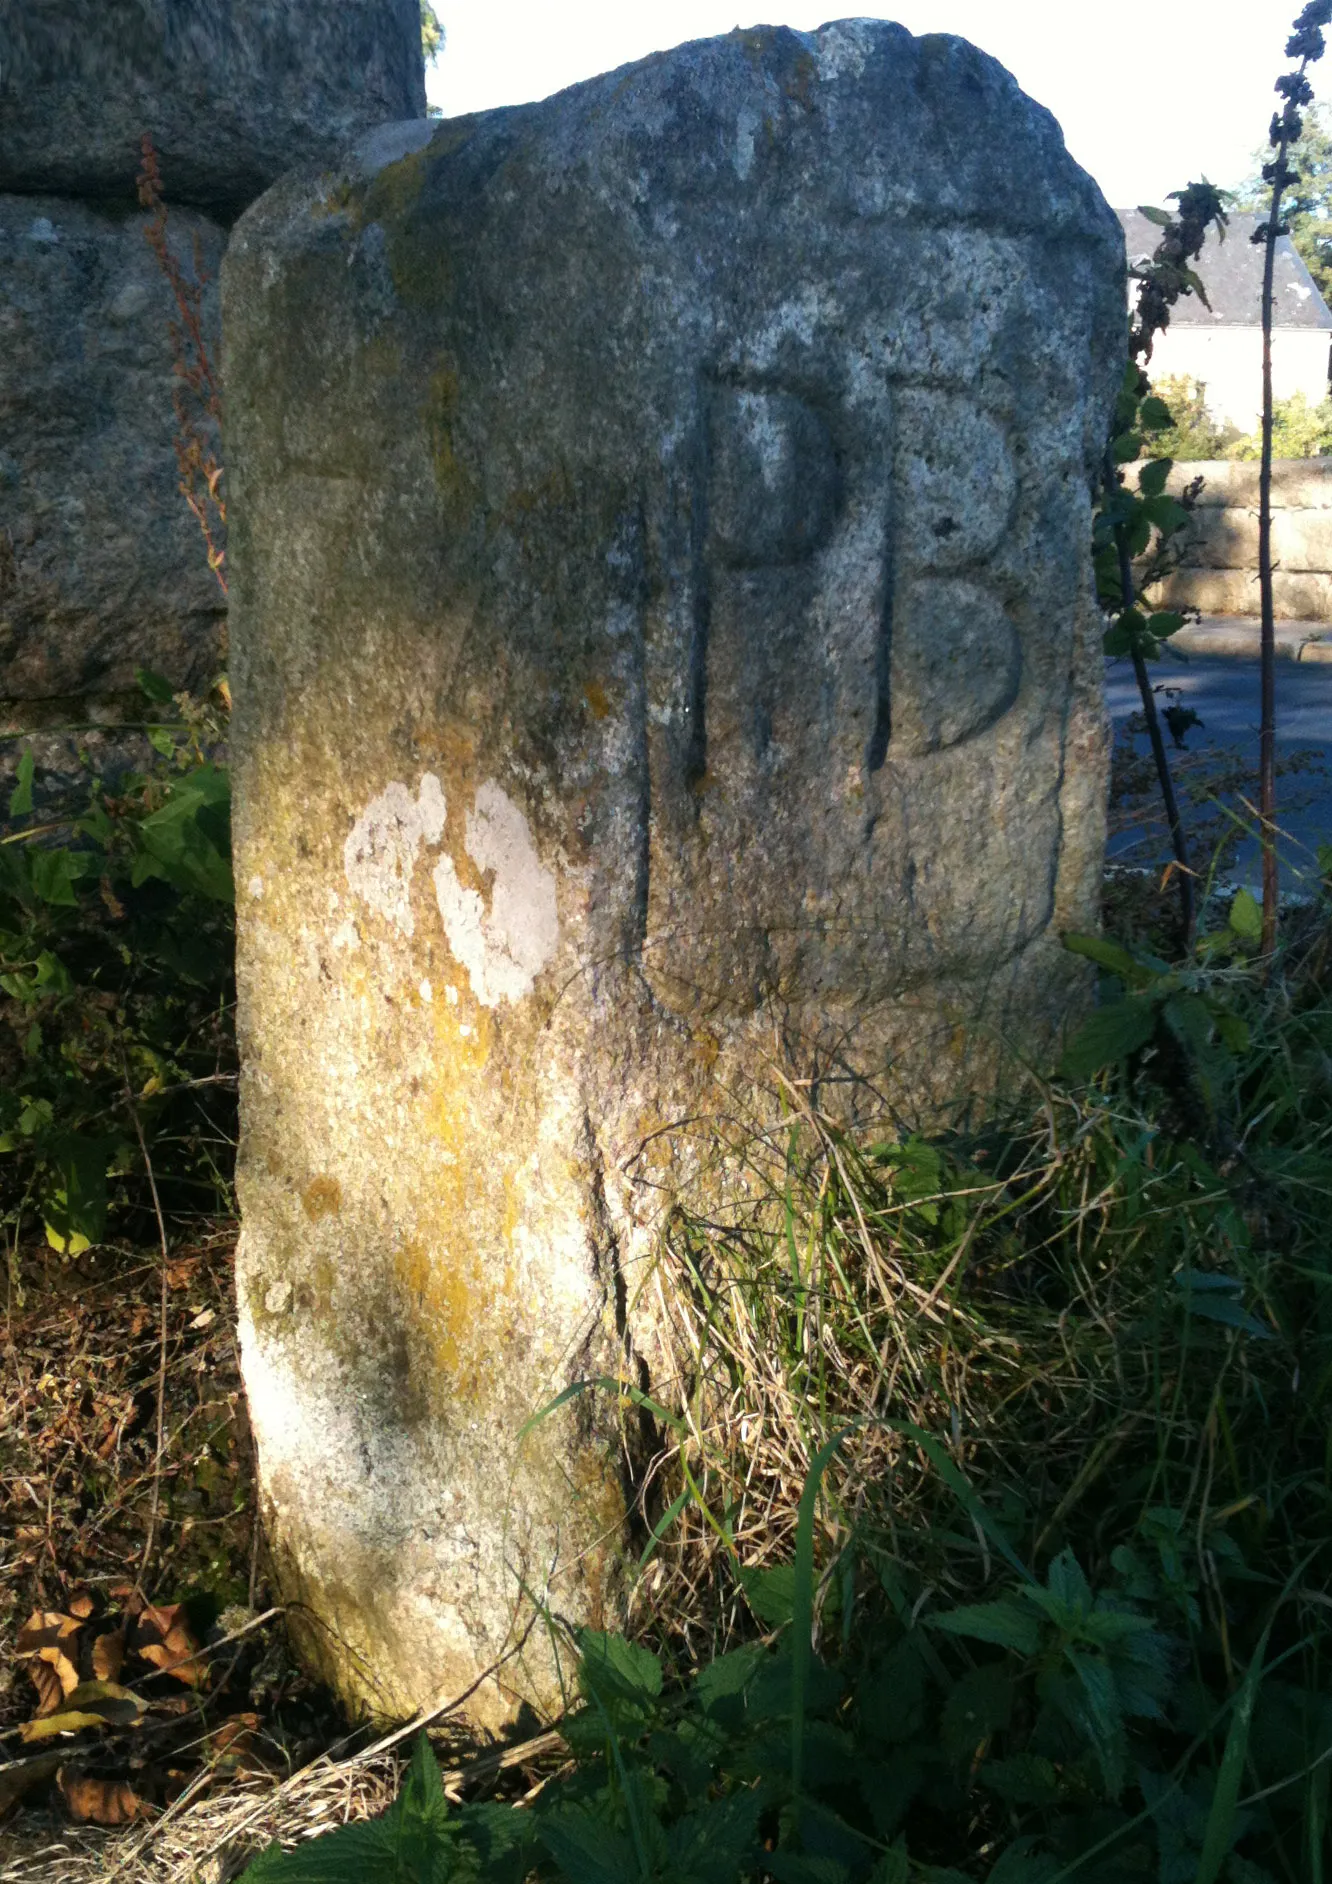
[[420, 0, 444, 65], [1143, 373, 1244, 459], [1234, 99, 1332, 299], [1230, 386, 1332, 455]]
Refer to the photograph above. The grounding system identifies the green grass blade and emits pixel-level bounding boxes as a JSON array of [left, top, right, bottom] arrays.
[[791, 1425, 857, 1817], [1193, 1620, 1273, 1884]]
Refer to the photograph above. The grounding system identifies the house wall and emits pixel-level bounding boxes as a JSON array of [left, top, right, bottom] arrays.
[[1147, 325, 1331, 431]]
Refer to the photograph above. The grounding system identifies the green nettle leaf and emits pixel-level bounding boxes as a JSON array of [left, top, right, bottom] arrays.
[[927, 1599, 1043, 1656], [1061, 932, 1143, 983], [1142, 492, 1192, 535], [868, 1846, 911, 1884], [1039, 1548, 1094, 1618], [577, 1629, 663, 1707], [694, 1641, 766, 1716], [1146, 610, 1184, 640], [764, 1855, 854, 1884], [1139, 398, 1175, 432], [1112, 430, 1143, 462], [1058, 994, 1159, 1080], [1138, 455, 1174, 495], [9, 747, 34, 817], [539, 1804, 645, 1884], [986, 1839, 1061, 1882], [742, 1562, 799, 1626], [941, 1664, 1014, 1763], [1138, 204, 1173, 226], [665, 1792, 763, 1884]]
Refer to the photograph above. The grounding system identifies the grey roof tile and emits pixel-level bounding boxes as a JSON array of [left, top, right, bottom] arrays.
[[1118, 207, 1332, 329]]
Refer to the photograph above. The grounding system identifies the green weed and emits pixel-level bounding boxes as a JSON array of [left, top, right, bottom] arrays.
[[0, 671, 236, 1268]]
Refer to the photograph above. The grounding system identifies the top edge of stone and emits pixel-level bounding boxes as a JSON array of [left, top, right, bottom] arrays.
[[241, 18, 1121, 252]]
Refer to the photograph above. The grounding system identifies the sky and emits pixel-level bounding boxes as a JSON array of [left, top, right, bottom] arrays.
[[425, 1, 1328, 211]]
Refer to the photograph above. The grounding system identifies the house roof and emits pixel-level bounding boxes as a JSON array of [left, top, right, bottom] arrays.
[[1118, 207, 1332, 330]]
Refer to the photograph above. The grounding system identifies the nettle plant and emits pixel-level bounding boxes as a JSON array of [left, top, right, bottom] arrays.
[[0, 674, 235, 1263], [1094, 181, 1230, 950]]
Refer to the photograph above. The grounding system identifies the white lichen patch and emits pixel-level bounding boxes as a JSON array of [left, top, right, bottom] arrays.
[[344, 774, 447, 937], [433, 781, 559, 1007]]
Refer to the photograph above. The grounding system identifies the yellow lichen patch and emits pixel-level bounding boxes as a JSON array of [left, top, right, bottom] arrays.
[[583, 680, 611, 721], [426, 362, 469, 509], [302, 1175, 342, 1220], [354, 147, 429, 237], [394, 1235, 462, 1378]]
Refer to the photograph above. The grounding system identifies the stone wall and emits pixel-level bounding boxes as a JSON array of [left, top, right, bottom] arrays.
[[1140, 458, 1332, 620], [0, 0, 424, 780]]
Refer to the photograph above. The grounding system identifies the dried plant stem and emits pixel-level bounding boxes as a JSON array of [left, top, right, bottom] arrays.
[[1259, 171, 1292, 958], [1118, 534, 1196, 946], [124, 1081, 171, 1596]]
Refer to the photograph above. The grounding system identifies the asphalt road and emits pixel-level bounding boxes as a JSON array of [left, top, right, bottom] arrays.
[[1105, 654, 1332, 896]]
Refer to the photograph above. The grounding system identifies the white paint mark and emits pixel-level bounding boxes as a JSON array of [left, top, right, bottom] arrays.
[[247, 875, 264, 899], [445, 984, 459, 1006], [459, 1023, 473, 1038], [330, 919, 360, 952], [264, 1280, 292, 1315], [432, 780, 559, 1007], [343, 774, 447, 937], [418, 978, 433, 1004]]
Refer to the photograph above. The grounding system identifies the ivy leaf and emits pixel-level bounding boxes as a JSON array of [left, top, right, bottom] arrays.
[[135, 666, 176, 704], [9, 748, 34, 818]]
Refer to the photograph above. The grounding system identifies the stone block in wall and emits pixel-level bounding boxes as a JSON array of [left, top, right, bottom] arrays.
[[0, 195, 227, 700], [0, 0, 425, 222], [223, 24, 1123, 1724], [1152, 566, 1332, 620]]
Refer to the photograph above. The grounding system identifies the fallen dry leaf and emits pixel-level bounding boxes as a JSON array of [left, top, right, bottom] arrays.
[[27, 1656, 65, 1717], [58, 1767, 150, 1825], [91, 1627, 125, 1681], [17, 1612, 84, 1714], [16, 1610, 82, 1656], [131, 1602, 206, 1688], [165, 1258, 200, 1290], [67, 1591, 94, 1620], [0, 1752, 63, 1820], [20, 1709, 111, 1744]]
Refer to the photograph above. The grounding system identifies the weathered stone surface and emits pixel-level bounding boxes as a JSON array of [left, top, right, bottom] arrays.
[[0, 0, 425, 222], [223, 23, 1123, 1724], [0, 196, 227, 700]]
